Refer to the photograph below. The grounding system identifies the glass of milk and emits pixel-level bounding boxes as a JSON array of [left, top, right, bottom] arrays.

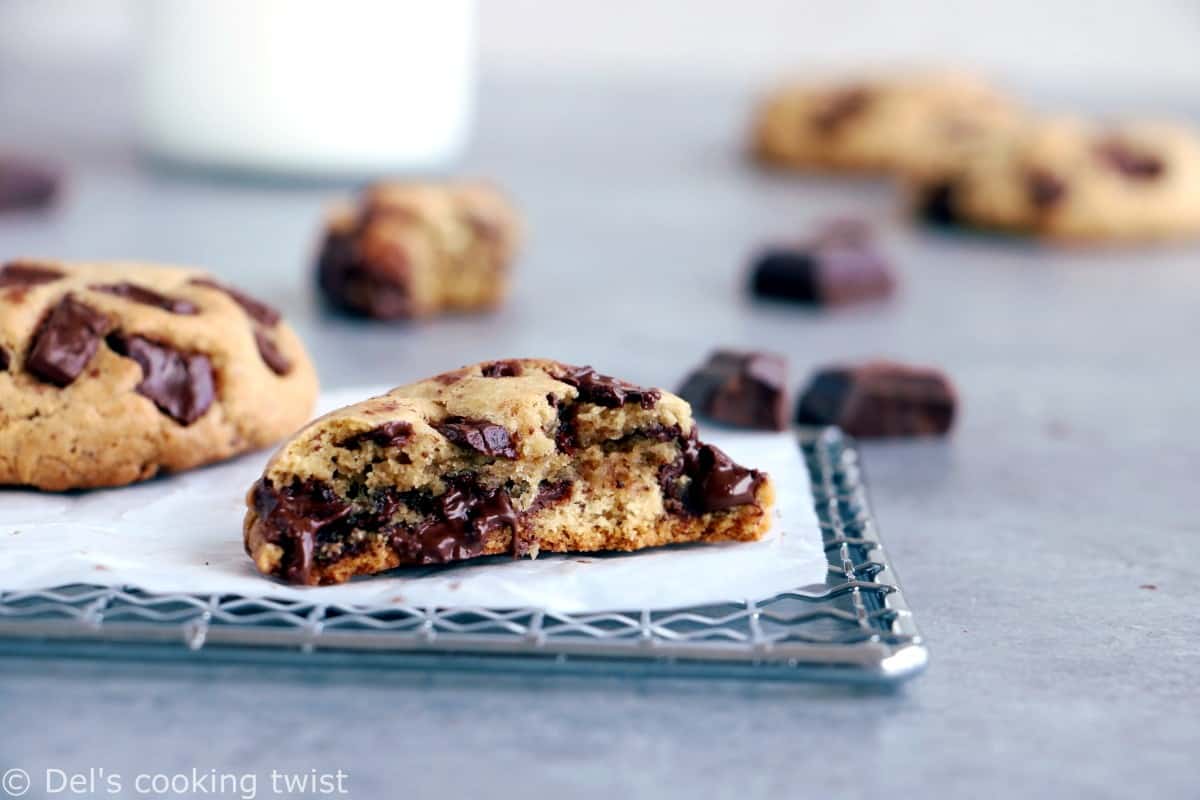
[[136, 0, 476, 177]]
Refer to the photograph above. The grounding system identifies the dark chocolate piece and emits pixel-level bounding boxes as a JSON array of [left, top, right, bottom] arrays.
[[795, 361, 956, 438], [89, 282, 199, 315], [750, 220, 895, 307], [0, 158, 59, 212], [252, 478, 353, 584], [391, 478, 518, 565], [316, 227, 414, 320], [340, 421, 414, 450], [0, 261, 64, 288], [26, 295, 111, 386], [1094, 139, 1164, 180], [812, 87, 871, 134], [189, 278, 280, 326], [526, 480, 573, 516], [659, 429, 766, 514], [0, 345, 9, 372], [557, 366, 660, 409], [435, 417, 518, 459], [1027, 170, 1067, 209], [481, 360, 523, 378], [107, 334, 216, 425], [916, 181, 963, 226], [678, 350, 788, 431], [253, 328, 292, 376]]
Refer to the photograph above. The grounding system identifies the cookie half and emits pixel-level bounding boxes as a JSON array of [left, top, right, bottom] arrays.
[[316, 181, 521, 319], [245, 359, 775, 585], [0, 260, 318, 490]]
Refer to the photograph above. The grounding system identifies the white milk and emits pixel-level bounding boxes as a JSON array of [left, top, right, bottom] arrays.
[[136, 0, 476, 176]]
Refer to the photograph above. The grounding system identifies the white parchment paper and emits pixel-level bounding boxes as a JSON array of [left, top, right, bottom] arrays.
[[0, 389, 826, 612]]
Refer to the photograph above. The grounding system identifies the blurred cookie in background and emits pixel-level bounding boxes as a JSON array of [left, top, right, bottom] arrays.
[[909, 118, 1200, 242], [316, 182, 521, 320], [751, 70, 1020, 175]]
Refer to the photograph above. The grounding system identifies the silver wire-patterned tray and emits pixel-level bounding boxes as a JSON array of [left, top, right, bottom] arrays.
[[0, 428, 927, 684]]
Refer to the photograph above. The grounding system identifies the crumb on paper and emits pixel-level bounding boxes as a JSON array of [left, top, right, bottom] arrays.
[[1139, 584, 1158, 590]]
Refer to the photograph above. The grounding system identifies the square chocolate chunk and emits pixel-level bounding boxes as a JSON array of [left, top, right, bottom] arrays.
[[678, 350, 788, 431], [795, 361, 956, 438], [750, 220, 895, 307]]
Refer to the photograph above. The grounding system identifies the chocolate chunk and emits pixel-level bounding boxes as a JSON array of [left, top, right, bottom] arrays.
[[392, 478, 518, 564], [340, 421, 414, 450], [316, 227, 415, 320], [481, 360, 523, 378], [1027, 170, 1067, 209], [554, 401, 580, 453], [0, 345, 9, 372], [253, 328, 292, 376], [557, 366, 660, 409], [526, 479, 573, 515], [107, 334, 216, 425], [812, 87, 871, 134], [916, 181, 963, 226], [0, 261, 64, 288], [750, 220, 895, 307], [0, 158, 59, 212], [659, 429, 765, 514], [1094, 139, 1164, 179], [795, 361, 956, 438], [688, 442, 764, 512], [435, 417, 518, 458], [189, 278, 280, 326], [89, 282, 199, 315], [678, 350, 788, 431], [252, 478, 353, 584], [26, 295, 111, 386]]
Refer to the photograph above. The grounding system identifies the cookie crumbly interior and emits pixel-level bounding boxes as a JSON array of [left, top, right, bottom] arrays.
[[245, 359, 775, 585]]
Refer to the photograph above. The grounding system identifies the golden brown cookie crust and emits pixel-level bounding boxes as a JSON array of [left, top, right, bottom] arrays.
[[245, 359, 774, 585], [0, 260, 318, 490]]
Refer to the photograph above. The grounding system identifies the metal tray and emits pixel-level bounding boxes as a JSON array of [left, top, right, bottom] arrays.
[[0, 428, 926, 684]]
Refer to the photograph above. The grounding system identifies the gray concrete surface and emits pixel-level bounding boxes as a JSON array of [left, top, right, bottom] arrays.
[[1, 63, 1197, 799]]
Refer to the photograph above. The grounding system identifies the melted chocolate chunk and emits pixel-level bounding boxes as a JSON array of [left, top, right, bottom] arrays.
[[391, 478, 519, 564], [253, 328, 292, 376], [89, 282, 199, 315], [795, 361, 956, 438], [812, 87, 871, 134], [678, 350, 788, 431], [0, 158, 59, 212], [189, 278, 280, 326], [481, 360, 523, 378], [316, 227, 415, 320], [107, 334, 216, 425], [526, 480, 573, 515], [658, 429, 765, 515], [1027, 170, 1067, 209], [435, 417, 518, 459], [750, 220, 895, 307], [0, 345, 9, 372], [554, 401, 580, 453], [1094, 139, 1165, 180], [557, 366, 660, 409], [340, 420, 414, 450], [252, 478, 353, 584], [26, 295, 111, 386], [0, 261, 65, 288]]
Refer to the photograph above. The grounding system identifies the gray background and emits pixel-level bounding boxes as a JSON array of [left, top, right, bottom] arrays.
[[2, 54, 1198, 800]]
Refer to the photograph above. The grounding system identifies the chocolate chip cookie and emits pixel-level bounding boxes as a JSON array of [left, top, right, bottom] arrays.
[[910, 118, 1200, 241], [0, 260, 318, 490], [316, 181, 521, 319], [245, 359, 774, 585], [752, 71, 1020, 175]]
